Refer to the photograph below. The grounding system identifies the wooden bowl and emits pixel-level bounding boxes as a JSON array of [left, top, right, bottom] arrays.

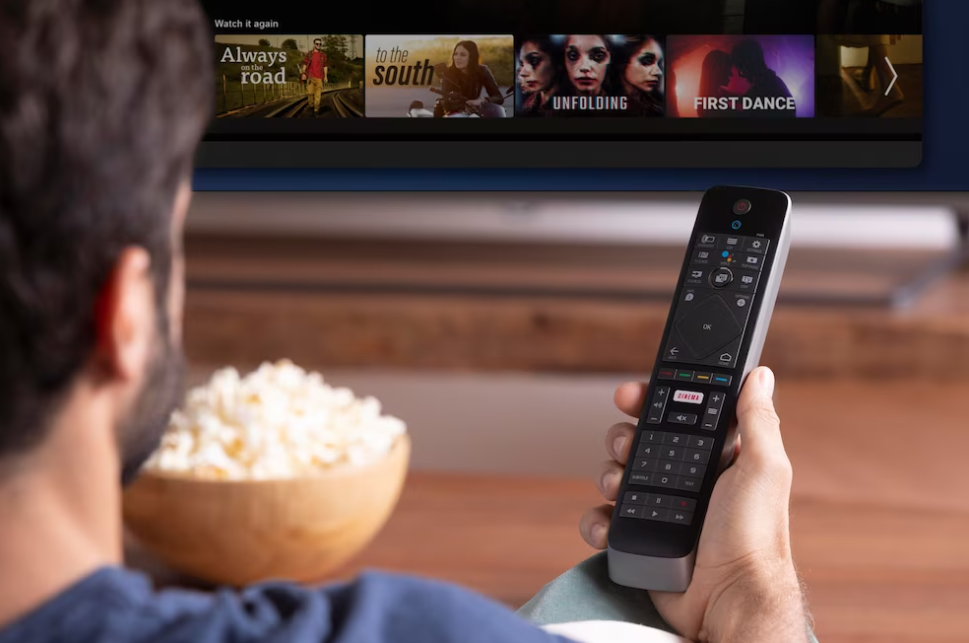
[[122, 434, 410, 586]]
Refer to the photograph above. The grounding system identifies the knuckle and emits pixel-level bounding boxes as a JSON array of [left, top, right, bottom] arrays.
[[605, 422, 635, 456], [753, 449, 793, 483], [607, 421, 635, 439], [579, 507, 597, 531], [748, 400, 780, 428]]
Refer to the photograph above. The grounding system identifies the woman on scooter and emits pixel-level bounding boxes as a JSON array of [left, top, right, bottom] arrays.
[[435, 40, 505, 117]]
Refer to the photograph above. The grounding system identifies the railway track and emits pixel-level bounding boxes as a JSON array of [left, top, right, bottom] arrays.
[[220, 87, 363, 118], [331, 90, 364, 117], [267, 89, 362, 118]]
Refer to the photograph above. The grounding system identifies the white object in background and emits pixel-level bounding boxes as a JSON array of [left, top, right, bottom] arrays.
[[187, 193, 959, 251], [542, 621, 689, 643]]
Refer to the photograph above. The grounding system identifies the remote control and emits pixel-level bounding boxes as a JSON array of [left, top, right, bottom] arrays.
[[607, 185, 792, 592]]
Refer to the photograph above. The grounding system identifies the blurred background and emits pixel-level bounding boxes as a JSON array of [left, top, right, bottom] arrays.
[[145, 191, 969, 643]]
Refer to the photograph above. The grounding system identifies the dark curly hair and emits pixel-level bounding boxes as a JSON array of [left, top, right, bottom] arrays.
[[0, 0, 213, 456]]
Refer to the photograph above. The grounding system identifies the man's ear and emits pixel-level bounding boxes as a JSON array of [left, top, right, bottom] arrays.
[[92, 248, 155, 382]]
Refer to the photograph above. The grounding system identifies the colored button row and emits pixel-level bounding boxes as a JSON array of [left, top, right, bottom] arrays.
[[657, 369, 732, 386]]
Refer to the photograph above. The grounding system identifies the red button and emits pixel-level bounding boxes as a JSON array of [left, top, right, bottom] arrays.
[[673, 390, 704, 404]]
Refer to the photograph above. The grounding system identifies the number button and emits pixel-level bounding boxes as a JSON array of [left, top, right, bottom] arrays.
[[659, 446, 685, 461], [663, 433, 688, 446], [640, 431, 664, 444], [633, 458, 658, 472], [638, 444, 662, 458], [681, 464, 706, 479], [684, 449, 711, 465], [654, 474, 677, 489], [657, 460, 683, 475], [688, 435, 714, 450]]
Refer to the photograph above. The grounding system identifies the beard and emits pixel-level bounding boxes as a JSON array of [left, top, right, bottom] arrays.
[[117, 323, 185, 486]]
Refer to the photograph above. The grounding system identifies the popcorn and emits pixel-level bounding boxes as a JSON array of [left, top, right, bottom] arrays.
[[144, 360, 407, 480]]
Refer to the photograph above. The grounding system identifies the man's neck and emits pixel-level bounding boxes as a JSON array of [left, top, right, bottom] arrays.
[[0, 390, 123, 630]]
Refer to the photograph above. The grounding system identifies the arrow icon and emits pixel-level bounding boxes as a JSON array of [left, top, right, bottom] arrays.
[[670, 347, 679, 356], [885, 57, 898, 96]]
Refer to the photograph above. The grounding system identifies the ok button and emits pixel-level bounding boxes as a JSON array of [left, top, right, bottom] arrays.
[[710, 267, 733, 288]]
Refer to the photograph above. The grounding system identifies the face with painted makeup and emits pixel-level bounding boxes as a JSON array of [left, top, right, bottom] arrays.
[[565, 35, 610, 96], [624, 38, 664, 94], [518, 41, 554, 94]]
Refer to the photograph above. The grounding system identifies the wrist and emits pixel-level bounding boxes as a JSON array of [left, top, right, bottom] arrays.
[[700, 561, 811, 643]]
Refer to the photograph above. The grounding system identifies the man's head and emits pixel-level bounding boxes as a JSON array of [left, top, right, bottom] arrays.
[[731, 39, 768, 79], [314, 38, 322, 50], [0, 0, 213, 483]]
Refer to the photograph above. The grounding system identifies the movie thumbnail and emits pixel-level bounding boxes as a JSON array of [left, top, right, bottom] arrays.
[[668, 35, 814, 118], [365, 35, 515, 118], [816, 35, 922, 118], [515, 35, 666, 117], [214, 35, 364, 118]]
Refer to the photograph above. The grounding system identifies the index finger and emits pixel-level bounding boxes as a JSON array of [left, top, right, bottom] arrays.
[[614, 382, 647, 419]]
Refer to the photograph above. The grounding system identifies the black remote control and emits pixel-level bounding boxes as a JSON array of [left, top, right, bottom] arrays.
[[607, 185, 792, 592]]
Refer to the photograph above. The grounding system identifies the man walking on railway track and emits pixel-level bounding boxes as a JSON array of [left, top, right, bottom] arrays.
[[301, 37, 328, 115]]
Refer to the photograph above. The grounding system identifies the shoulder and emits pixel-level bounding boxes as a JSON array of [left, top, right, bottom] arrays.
[[0, 567, 569, 643], [340, 571, 570, 642]]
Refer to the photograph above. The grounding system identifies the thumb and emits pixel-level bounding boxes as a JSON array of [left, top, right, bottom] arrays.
[[734, 367, 787, 468]]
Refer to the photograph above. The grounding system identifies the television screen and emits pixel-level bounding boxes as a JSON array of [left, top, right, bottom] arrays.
[[197, 0, 926, 170]]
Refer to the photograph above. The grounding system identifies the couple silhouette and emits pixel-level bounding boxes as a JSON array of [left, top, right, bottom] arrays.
[[697, 40, 795, 117]]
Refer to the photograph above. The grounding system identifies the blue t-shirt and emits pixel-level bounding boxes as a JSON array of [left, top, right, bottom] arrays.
[[0, 567, 575, 643]]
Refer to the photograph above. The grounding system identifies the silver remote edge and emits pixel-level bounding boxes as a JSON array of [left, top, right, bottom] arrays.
[[608, 191, 793, 592]]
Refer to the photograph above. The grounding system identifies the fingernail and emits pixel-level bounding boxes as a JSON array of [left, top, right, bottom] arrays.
[[591, 524, 606, 545], [600, 471, 613, 492], [759, 367, 775, 395], [613, 436, 628, 457]]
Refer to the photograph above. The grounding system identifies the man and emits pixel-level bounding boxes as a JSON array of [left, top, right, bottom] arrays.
[[0, 1, 813, 642], [731, 39, 797, 117], [302, 37, 328, 115]]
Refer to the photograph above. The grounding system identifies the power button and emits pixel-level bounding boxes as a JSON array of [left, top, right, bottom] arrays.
[[733, 199, 752, 215]]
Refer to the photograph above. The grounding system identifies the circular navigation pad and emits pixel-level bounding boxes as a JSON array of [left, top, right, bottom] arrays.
[[709, 267, 733, 288]]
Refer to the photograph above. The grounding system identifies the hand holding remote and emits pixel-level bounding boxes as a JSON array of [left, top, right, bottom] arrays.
[[580, 367, 811, 642]]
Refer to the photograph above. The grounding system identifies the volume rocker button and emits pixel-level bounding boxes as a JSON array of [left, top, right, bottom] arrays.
[[646, 386, 670, 424]]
